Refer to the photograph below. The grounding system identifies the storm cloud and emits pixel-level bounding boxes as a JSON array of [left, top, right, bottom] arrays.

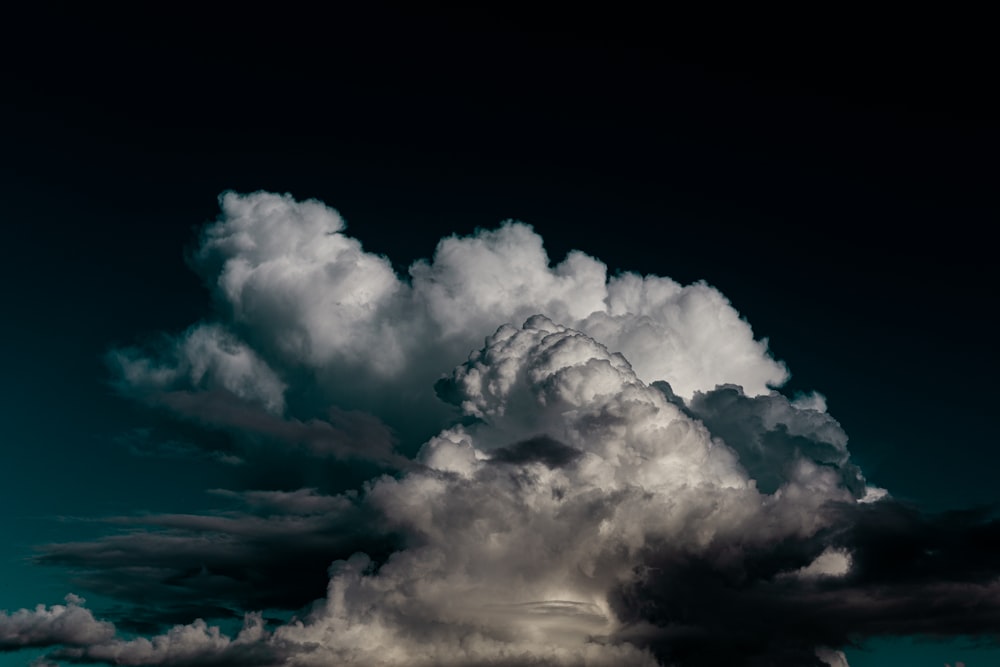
[[12, 192, 1000, 666]]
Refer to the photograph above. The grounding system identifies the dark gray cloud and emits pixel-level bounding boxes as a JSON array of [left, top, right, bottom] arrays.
[[686, 384, 867, 496], [611, 500, 1000, 666], [489, 435, 583, 469], [35, 494, 402, 630], [116, 427, 245, 466], [148, 389, 407, 468]]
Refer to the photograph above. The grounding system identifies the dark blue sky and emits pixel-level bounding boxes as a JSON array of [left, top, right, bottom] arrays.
[[2, 4, 997, 666]]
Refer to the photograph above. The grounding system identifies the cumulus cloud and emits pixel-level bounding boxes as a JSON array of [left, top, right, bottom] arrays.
[[685, 384, 866, 496], [120, 191, 786, 450], [55, 613, 274, 666], [0, 595, 114, 650], [245, 318, 851, 666], [18, 192, 1000, 666]]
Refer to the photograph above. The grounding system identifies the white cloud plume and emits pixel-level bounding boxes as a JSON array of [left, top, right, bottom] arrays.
[[137, 191, 786, 438]]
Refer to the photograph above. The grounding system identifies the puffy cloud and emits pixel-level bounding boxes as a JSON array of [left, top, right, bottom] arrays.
[[256, 554, 653, 667], [108, 318, 857, 666], [409, 221, 787, 397], [4, 608, 280, 666], [193, 191, 405, 378], [20, 192, 1000, 666], [580, 273, 788, 397], [788, 548, 853, 580], [685, 384, 865, 495], [115, 192, 787, 449], [434, 316, 752, 495], [57, 613, 274, 666], [0, 595, 114, 650]]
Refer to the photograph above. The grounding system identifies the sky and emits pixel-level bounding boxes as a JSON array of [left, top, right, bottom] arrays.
[[1, 4, 998, 666]]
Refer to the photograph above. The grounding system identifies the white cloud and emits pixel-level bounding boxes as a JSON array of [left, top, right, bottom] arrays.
[[0, 595, 114, 649], [859, 485, 889, 503], [37, 191, 893, 665], [195, 192, 406, 378], [127, 192, 788, 433], [582, 273, 788, 397], [62, 613, 268, 666], [816, 646, 851, 667], [252, 318, 854, 665], [789, 548, 853, 580]]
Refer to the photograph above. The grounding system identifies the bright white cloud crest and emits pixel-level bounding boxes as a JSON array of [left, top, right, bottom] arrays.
[[157, 191, 787, 405], [12, 192, 882, 666]]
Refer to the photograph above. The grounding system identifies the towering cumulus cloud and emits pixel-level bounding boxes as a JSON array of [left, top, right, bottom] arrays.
[[14, 192, 1000, 666]]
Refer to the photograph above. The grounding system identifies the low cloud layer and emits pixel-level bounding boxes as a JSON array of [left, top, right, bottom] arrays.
[[12, 192, 1000, 666]]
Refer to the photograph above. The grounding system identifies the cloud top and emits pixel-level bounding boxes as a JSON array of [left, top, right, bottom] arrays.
[[147, 192, 787, 427]]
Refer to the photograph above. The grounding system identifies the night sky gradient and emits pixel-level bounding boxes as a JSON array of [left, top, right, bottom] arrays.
[[2, 4, 998, 666]]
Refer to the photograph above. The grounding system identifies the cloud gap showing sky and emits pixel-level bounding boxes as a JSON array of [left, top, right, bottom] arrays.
[[4, 191, 1000, 666]]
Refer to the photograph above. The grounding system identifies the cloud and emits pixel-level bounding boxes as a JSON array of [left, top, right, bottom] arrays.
[[35, 491, 400, 626], [111, 324, 287, 415], [685, 384, 866, 496], [151, 391, 407, 466], [116, 428, 245, 466], [0, 595, 114, 650], [115, 192, 787, 451], [789, 547, 853, 579], [816, 647, 850, 667], [54, 613, 275, 667], [206, 487, 355, 516], [17, 192, 1000, 665], [609, 501, 1000, 666]]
